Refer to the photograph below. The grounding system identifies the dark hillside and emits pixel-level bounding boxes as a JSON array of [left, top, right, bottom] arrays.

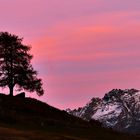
[[0, 94, 139, 140], [0, 94, 88, 128]]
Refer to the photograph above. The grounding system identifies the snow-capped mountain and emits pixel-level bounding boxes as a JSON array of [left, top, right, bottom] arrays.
[[67, 89, 140, 134]]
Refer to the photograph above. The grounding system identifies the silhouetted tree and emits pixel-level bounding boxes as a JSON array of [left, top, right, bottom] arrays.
[[0, 32, 44, 96]]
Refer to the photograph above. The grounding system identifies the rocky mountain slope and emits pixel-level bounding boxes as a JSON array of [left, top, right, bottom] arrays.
[[67, 89, 140, 134]]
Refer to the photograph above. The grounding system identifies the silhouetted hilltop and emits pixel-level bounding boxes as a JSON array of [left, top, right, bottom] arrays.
[[0, 93, 88, 128], [0, 94, 139, 140]]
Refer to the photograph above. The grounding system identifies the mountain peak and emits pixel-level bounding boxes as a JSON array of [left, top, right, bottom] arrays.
[[67, 88, 140, 134], [102, 88, 140, 103]]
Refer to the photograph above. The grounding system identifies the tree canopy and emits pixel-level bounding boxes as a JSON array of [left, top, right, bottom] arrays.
[[0, 32, 44, 96]]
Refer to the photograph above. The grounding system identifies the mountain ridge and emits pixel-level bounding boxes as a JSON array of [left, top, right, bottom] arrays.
[[67, 88, 140, 134]]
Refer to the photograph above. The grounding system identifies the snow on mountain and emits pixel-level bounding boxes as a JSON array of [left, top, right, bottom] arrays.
[[66, 89, 140, 134], [92, 103, 122, 121]]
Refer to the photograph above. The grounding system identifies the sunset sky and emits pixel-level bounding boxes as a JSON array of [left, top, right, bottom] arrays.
[[0, 0, 140, 109]]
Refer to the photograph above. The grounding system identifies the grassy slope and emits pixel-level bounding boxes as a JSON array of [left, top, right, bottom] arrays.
[[0, 94, 139, 140]]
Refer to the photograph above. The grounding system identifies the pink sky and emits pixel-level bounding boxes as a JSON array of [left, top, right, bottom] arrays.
[[0, 0, 140, 109]]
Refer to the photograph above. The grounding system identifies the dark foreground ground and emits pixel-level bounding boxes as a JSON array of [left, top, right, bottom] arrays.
[[0, 94, 139, 140], [0, 125, 139, 140]]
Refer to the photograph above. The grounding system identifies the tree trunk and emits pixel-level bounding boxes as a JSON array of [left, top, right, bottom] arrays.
[[9, 86, 14, 96]]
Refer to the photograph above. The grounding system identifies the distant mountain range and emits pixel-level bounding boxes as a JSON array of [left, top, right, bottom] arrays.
[[66, 89, 140, 134]]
